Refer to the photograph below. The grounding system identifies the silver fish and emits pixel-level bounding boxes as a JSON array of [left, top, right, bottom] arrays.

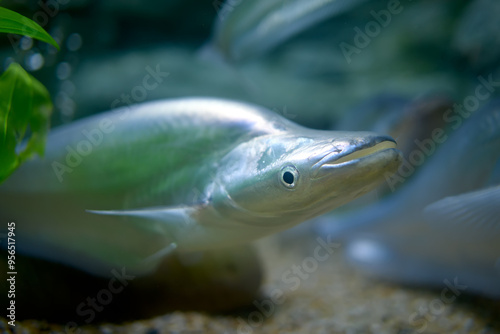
[[0, 98, 401, 277], [318, 100, 500, 297], [206, 0, 369, 61]]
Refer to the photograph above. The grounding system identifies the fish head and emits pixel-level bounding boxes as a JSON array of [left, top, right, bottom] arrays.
[[214, 130, 402, 225]]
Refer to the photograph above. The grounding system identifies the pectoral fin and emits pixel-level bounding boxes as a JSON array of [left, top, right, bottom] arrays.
[[87, 206, 196, 270], [87, 206, 196, 225], [143, 242, 178, 265], [423, 185, 500, 235]]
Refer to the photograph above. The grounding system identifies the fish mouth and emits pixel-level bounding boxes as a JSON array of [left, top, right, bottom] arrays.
[[311, 136, 398, 179]]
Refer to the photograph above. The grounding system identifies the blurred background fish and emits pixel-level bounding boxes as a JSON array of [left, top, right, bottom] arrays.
[[316, 100, 500, 297], [203, 0, 370, 61]]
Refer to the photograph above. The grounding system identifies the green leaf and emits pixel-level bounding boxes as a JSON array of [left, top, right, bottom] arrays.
[[0, 63, 53, 183], [0, 6, 60, 49]]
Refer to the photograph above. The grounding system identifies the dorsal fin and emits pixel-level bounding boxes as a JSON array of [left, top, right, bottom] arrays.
[[423, 185, 500, 235]]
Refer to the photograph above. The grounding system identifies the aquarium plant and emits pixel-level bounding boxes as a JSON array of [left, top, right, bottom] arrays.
[[0, 6, 58, 184]]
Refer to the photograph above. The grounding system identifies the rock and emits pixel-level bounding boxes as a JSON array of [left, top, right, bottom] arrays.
[[0, 244, 262, 323]]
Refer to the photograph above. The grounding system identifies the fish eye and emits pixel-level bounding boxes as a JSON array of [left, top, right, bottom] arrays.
[[280, 165, 299, 189]]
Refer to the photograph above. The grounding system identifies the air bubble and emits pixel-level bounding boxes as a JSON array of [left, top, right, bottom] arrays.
[[67, 33, 83, 51], [20, 37, 33, 51], [25, 52, 44, 71], [56, 91, 76, 121], [56, 62, 72, 80], [60, 80, 76, 96], [4, 57, 14, 70]]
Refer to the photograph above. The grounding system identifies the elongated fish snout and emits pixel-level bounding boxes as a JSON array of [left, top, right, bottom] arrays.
[[311, 135, 399, 179]]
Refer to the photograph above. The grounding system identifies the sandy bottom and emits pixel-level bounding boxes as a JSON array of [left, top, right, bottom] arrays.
[[3, 230, 500, 334]]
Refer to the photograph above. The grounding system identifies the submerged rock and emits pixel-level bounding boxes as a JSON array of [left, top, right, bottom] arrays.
[[0, 244, 262, 323]]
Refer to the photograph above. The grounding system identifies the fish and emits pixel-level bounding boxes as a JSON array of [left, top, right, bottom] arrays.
[[317, 100, 500, 297], [337, 94, 453, 163], [333, 94, 453, 205], [0, 97, 401, 277], [205, 0, 369, 61]]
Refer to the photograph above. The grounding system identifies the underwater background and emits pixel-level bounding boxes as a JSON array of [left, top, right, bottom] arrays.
[[3, 0, 497, 129], [1, 0, 500, 333]]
